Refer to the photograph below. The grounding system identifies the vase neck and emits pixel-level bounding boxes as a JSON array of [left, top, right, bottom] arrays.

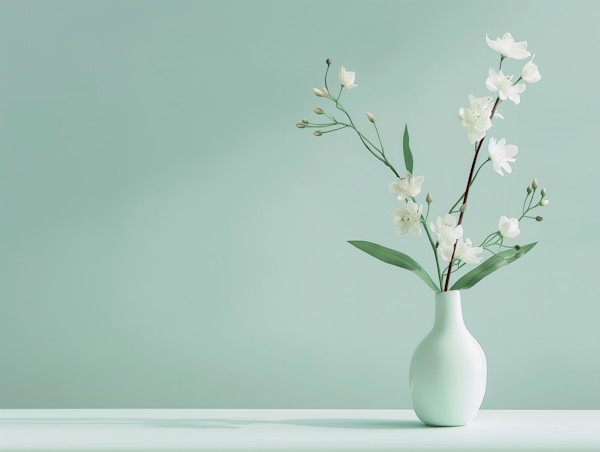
[[433, 290, 466, 332]]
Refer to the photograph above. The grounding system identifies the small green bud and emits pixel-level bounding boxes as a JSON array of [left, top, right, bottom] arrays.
[[314, 108, 324, 115], [514, 245, 522, 251], [540, 200, 549, 206], [313, 88, 324, 97], [536, 216, 544, 222], [527, 184, 532, 193], [302, 119, 308, 124], [326, 58, 331, 65], [426, 193, 433, 203], [313, 131, 322, 136], [541, 188, 547, 197], [296, 123, 305, 128], [322, 87, 330, 97], [532, 179, 538, 189], [366, 112, 376, 123], [516, 252, 524, 259], [459, 203, 468, 213]]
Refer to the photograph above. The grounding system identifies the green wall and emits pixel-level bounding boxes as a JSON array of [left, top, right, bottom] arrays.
[[1, 0, 598, 409]]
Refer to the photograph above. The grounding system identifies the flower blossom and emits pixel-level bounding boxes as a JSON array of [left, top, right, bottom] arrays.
[[521, 55, 542, 83], [486, 68, 526, 105], [392, 201, 422, 237], [488, 137, 518, 176], [388, 171, 424, 201], [339, 66, 357, 90], [486, 32, 531, 60], [498, 216, 520, 238], [430, 215, 463, 246], [458, 95, 494, 143], [438, 238, 483, 264]]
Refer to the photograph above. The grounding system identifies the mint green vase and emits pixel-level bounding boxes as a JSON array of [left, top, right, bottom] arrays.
[[409, 290, 487, 426]]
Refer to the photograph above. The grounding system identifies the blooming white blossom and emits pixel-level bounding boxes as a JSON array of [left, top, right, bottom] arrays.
[[486, 32, 531, 60], [392, 201, 422, 237], [488, 137, 518, 176], [498, 216, 520, 238], [388, 171, 424, 201], [458, 95, 494, 143], [521, 55, 542, 83], [430, 214, 463, 246], [438, 238, 483, 264], [455, 238, 484, 264], [486, 68, 526, 105], [339, 66, 357, 90]]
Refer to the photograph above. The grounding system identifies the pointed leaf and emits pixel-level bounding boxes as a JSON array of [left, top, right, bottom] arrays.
[[450, 242, 537, 291], [402, 124, 414, 174], [348, 241, 440, 292]]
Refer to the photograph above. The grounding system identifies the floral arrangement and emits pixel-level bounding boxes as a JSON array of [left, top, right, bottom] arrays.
[[296, 33, 547, 293]]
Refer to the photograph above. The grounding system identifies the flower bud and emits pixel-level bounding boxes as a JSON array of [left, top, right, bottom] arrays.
[[540, 200, 549, 206], [459, 203, 468, 213], [322, 87, 330, 97], [426, 193, 433, 203], [366, 112, 376, 123], [296, 123, 305, 128], [541, 188, 546, 197], [532, 179, 538, 189], [314, 108, 324, 115], [536, 216, 544, 222], [514, 245, 522, 251], [313, 88, 324, 97], [313, 131, 322, 136], [326, 58, 331, 66], [515, 252, 524, 259], [527, 184, 532, 193], [301, 119, 308, 124], [522, 56, 541, 83]]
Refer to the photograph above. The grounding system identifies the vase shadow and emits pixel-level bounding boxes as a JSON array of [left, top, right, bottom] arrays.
[[0, 417, 429, 430]]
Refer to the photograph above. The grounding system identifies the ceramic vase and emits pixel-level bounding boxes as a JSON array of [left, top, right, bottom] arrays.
[[409, 290, 487, 426]]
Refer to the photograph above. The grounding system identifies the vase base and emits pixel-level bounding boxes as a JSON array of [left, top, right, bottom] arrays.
[[425, 423, 466, 427]]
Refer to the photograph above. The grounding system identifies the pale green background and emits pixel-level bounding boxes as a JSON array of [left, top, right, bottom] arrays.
[[0, 0, 598, 409]]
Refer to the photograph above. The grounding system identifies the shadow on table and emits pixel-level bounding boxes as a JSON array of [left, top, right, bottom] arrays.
[[0, 417, 429, 430]]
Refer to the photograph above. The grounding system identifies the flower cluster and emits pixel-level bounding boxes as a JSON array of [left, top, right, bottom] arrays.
[[296, 33, 548, 293]]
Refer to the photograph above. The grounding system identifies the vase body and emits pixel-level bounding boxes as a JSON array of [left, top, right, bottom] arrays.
[[409, 290, 487, 426]]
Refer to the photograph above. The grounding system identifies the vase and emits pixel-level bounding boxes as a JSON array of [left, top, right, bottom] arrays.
[[409, 290, 487, 427]]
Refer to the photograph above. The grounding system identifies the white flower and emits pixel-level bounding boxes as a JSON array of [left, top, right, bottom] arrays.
[[488, 137, 518, 176], [313, 88, 324, 97], [458, 95, 494, 143], [392, 201, 423, 237], [430, 214, 463, 246], [498, 216, 520, 238], [339, 66, 357, 90], [486, 68, 526, 105], [486, 32, 531, 60], [438, 238, 483, 264], [521, 55, 542, 83], [456, 238, 484, 264], [388, 171, 424, 201]]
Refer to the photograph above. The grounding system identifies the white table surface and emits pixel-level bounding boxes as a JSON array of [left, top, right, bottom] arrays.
[[1, 409, 599, 451]]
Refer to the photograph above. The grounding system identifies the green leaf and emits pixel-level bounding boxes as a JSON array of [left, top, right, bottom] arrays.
[[450, 242, 538, 291], [402, 124, 414, 174], [348, 241, 440, 292]]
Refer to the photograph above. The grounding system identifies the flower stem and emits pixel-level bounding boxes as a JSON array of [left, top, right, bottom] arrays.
[[444, 96, 500, 291], [448, 158, 490, 214]]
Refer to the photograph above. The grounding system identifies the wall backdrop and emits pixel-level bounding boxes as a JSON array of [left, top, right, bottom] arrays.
[[1, 0, 598, 409]]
